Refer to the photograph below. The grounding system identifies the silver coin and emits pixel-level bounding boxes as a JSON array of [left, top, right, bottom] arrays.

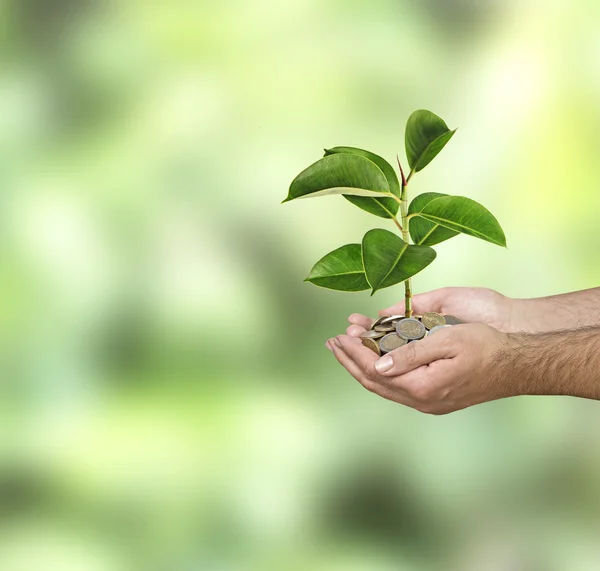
[[374, 323, 396, 333], [379, 333, 408, 353], [380, 315, 405, 325], [396, 318, 426, 340], [370, 316, 387, 329], [443, 315, 463, 325], [428, 324, 452, 335]]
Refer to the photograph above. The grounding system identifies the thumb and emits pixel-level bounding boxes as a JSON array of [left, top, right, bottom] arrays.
[[374, 331, 454, 376], [379, 288, 446, 317]]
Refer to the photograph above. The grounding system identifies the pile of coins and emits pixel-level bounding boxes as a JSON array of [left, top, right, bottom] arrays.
[[360, 312, 463, 356]]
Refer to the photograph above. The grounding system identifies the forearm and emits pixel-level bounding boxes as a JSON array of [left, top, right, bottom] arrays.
[[494, 326, 600, 400], [510, 287, 600, 332]]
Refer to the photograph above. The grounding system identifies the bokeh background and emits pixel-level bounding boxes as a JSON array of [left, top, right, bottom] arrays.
[[2, 0, 600, 569]]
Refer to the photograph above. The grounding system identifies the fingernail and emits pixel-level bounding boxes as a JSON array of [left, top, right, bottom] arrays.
[[375, 355, 393, 373], [325, 340, 333, 351]]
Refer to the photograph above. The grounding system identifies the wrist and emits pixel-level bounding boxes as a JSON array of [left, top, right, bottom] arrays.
[[489, 331, 529, 398], [505, 297, 544, 333]]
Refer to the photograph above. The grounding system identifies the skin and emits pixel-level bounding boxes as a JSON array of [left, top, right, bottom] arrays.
[[326, 286, 600, 415]]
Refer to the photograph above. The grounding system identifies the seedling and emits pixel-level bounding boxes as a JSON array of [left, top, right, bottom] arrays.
[[283, 110, 506, 317]]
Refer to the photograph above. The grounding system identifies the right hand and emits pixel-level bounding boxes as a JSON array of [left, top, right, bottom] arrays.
[[344, 287, 519, 338]]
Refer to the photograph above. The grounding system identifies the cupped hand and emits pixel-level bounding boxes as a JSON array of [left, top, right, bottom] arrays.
[[326, 323, 513, 415], [382, 287, 517, 331], [342, 287, 518, 341]]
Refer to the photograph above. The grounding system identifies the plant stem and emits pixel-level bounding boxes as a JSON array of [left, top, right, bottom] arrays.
[[398, 162, 415, 318], [400, 186, 412, 317], [389, 193, 403, 206]]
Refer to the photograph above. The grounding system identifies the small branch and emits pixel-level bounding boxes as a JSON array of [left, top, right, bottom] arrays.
[[396, 154, 407, 188], [391, 216, 403, 233]]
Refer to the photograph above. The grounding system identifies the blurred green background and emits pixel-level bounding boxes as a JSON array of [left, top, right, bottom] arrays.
[[2, 0, 600, 569]]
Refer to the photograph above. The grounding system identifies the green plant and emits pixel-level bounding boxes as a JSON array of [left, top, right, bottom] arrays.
[[283, 110, 506, 317]]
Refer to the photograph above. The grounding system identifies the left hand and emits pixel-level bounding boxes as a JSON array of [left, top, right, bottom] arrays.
[[326, 323, 512, 415]]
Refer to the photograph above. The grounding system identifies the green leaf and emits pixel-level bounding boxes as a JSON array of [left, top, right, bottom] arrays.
[[414, 195, 507, 247], [405, 110, 456, 172], [362, 229, 436, 295], [305, 244, 369, 292], [408, 192, 460, 246], [323, 147, 400, 219], [283, 154, 391, 203]]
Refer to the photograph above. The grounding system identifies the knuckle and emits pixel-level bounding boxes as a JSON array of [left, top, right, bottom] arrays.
[[413, 401, 434, 414], [362, 378, 381, 395], [365, 361, 381, 381], [404, 372, 436, 401], [404, 343, 419, 366], [417, 404, 445, 416], [409, 382, 433, 402], [431, 408, 451, 416]]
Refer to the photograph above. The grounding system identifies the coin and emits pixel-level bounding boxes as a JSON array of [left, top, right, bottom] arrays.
[[443, 315, 463, 325], [374, 323, 396, 333], [428, 324, 452, 335], [396, 318, 426, 340], [380, 315, 405, 325], [362, 337, 381, 355], [379, 333, 408, 353], [422, 312, 446, 330], [360, 330, 385, 340], [370, 316, 387, 329]]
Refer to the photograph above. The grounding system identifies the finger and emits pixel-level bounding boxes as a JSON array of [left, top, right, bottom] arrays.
[[348, 313, 374, 330], [346, 324, 367, 337], [335, 336, 419, 404], [330, 339, 380, 393], [373, 332, 456, 377], [411, 289, 446, 315], [388, 365, 438, 408], [335, 335, 381, 380], [325, 338, 335, 352], [379, 288, 447, 317]]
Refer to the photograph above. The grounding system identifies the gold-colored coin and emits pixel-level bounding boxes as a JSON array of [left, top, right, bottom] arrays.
[[360, 330, 385, 340], [362, 337, 381, 355], [379, 333, 408, 353], [422, 312, 446, 330], [374, 323, 396, 333], [443, 315, 463, 325], [396, 318, 426, 340]]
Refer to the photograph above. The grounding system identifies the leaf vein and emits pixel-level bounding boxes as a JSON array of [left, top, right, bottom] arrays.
[[419, 214, 502, 245]]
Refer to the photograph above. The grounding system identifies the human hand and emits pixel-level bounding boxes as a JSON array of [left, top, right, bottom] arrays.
[[344, 287, 518, 340], [327, 323, 512, 415]]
